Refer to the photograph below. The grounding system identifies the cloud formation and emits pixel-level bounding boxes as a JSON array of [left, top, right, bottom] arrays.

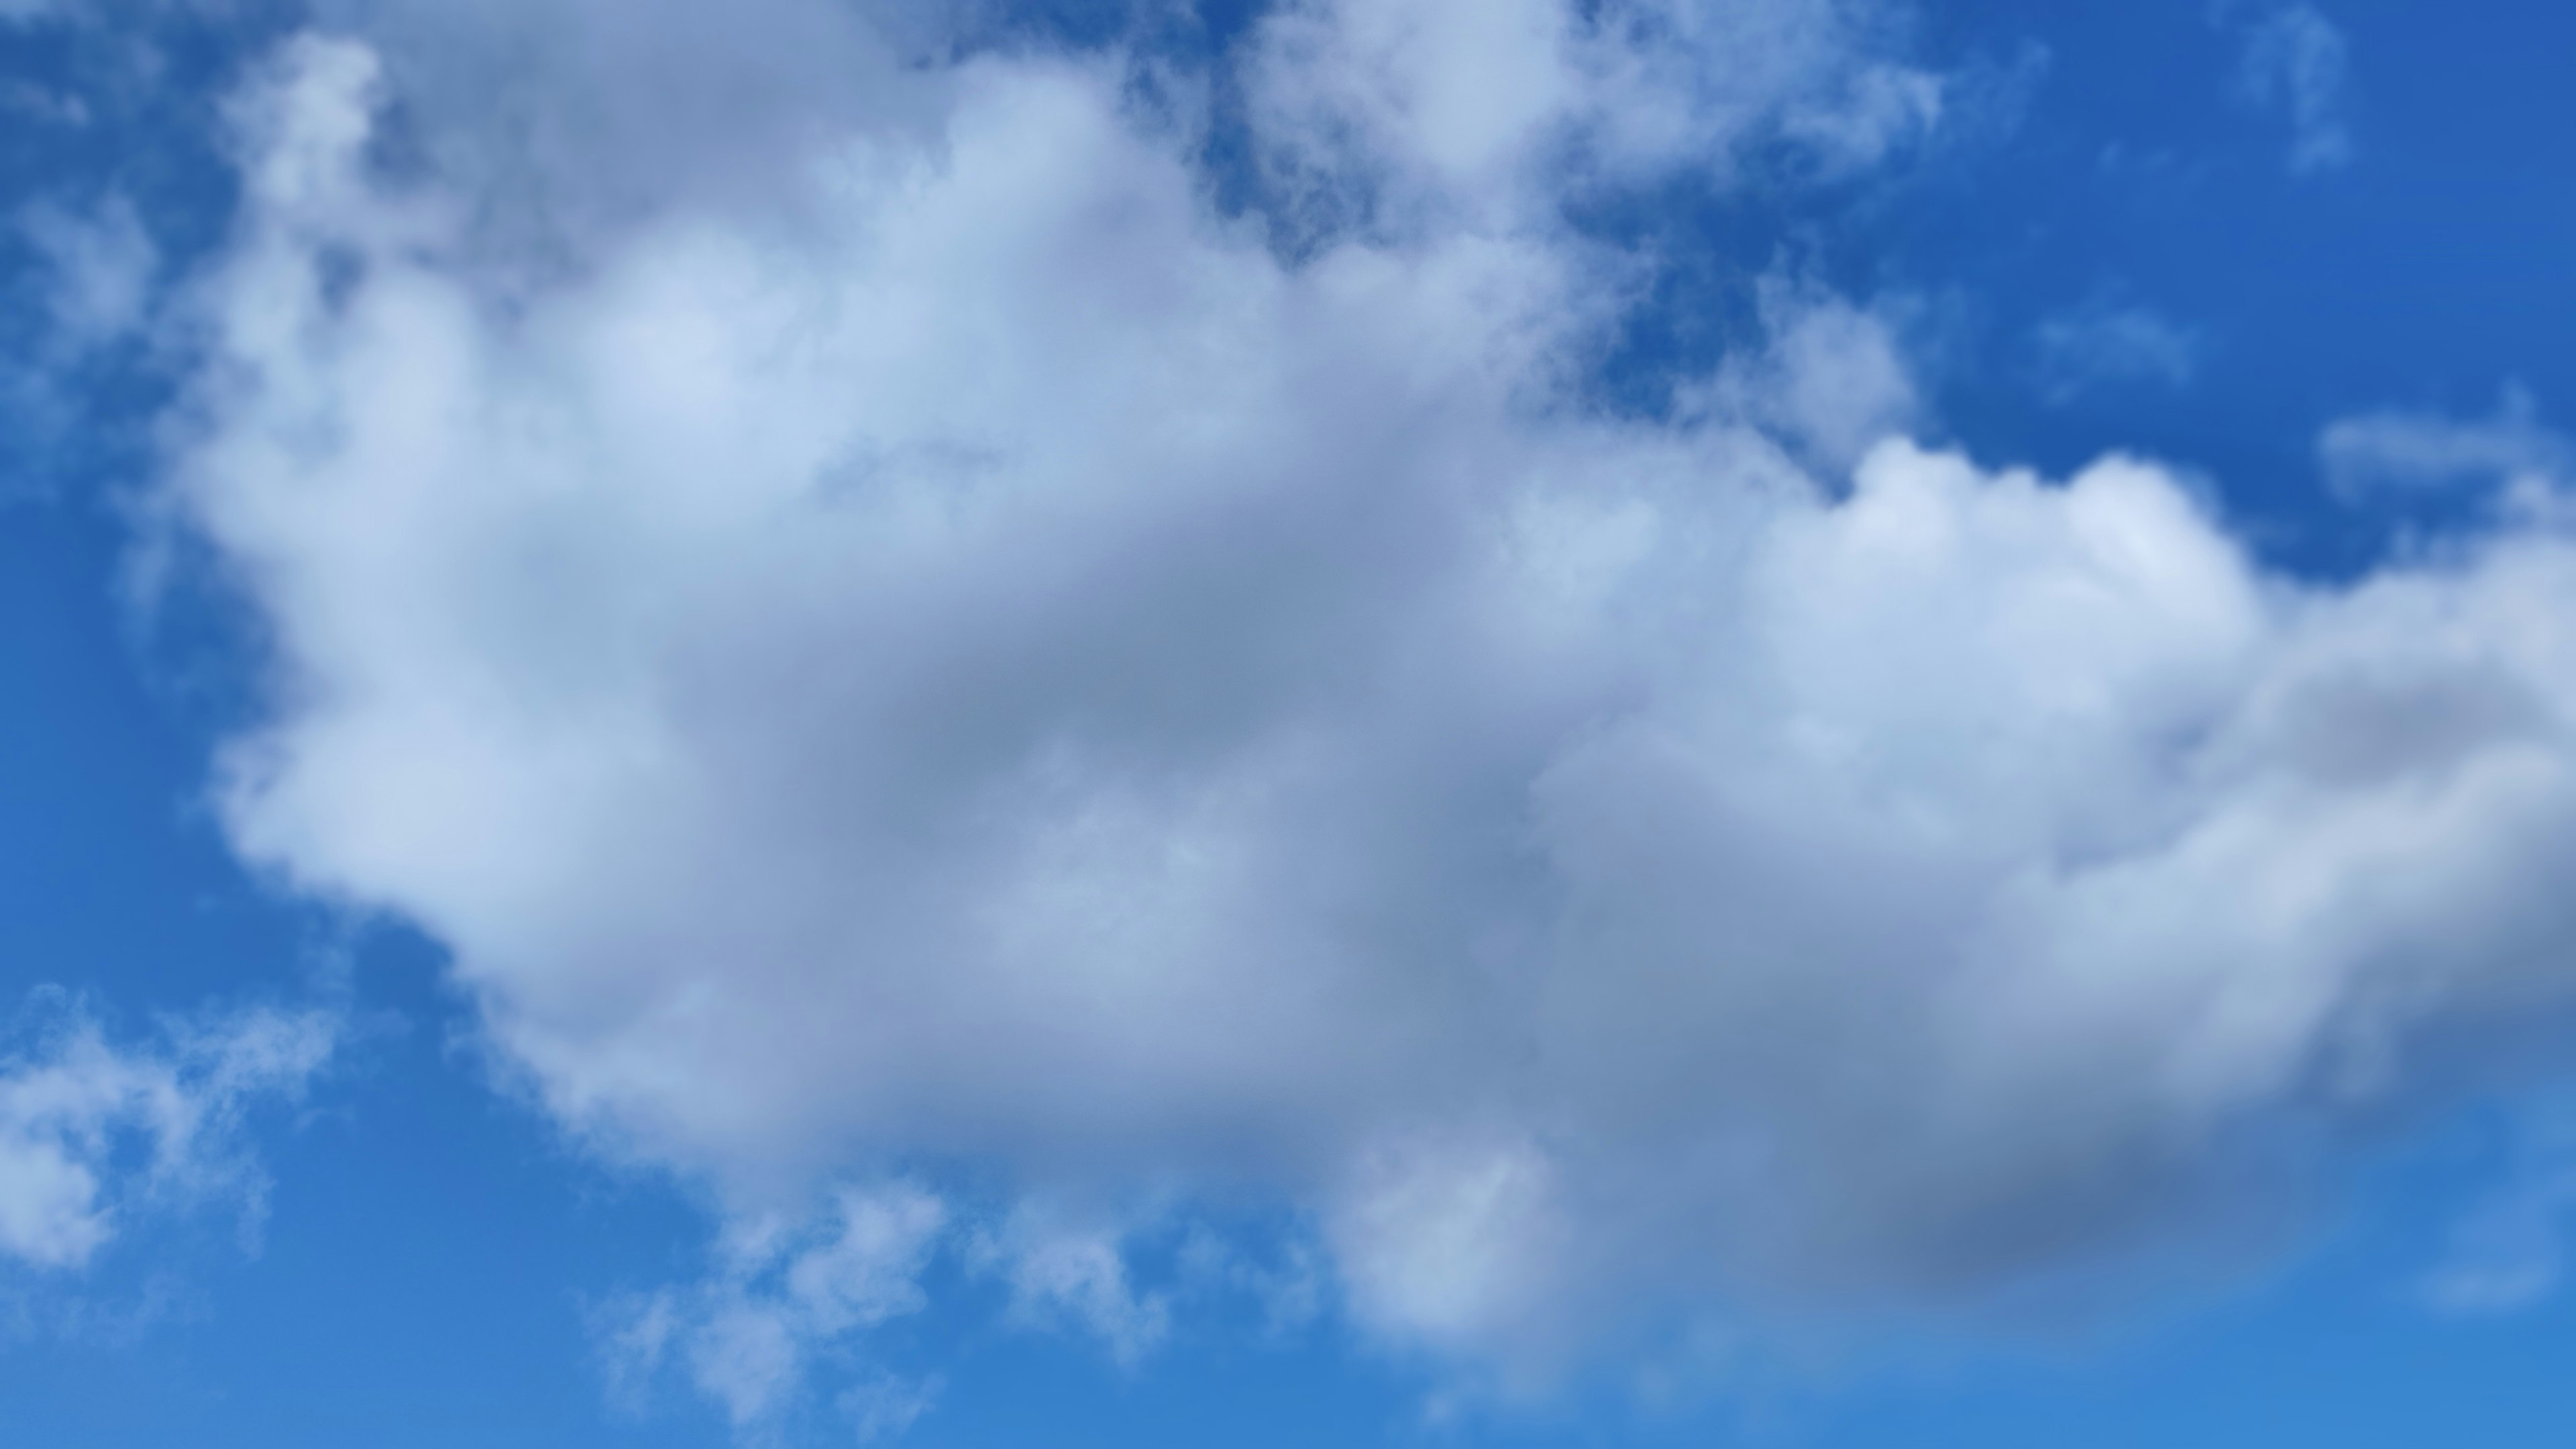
[[599, 1183, 945, 1432], [134, 0, 2576, 1399], [2230, 3, 2354, 175], [4, 191, 158, 491], [1250, 0, 1941, 231], [0, 991, 335, 1273], [17, 195, 156, 352], [2321, 386, 2571, 502], [2031, 294, 2202, 402]]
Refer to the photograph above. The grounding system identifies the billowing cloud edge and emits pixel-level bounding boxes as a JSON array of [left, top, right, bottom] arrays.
[[97, 0, 2576, 1423]]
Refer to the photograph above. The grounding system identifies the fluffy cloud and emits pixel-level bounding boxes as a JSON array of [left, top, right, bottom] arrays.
[[0, 992, 335, 1273], [149, 0, 2576, 1394], [1697, 278, 1919, 472]]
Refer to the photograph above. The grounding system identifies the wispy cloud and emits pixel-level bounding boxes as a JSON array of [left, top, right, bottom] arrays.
[[2032, 292, 2205, 401], [2229, 3, 2356, 174], [0, 991, 335, 1274], [3, 191, 159, 495], [2422, 1103, 2576, 1316], [969, 1203, 1173, 1367], [2320, 385, 2569, 500], [596, 1184, 946, 1433], [17, 194, 156, 352]]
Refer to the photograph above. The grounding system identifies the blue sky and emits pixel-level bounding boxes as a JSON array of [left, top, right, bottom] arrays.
[[6, 1, 2576, 1444]]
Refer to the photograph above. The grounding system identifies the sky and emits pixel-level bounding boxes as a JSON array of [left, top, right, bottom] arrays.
[[5, 1, 2576, 1444]]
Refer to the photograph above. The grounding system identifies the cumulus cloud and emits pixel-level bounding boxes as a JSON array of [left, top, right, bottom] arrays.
[[148, 0, 2576, 1400], [2321, 386, 2571, 502], [2229, 3, 2354, 175], [0, 991, 335, 1273]]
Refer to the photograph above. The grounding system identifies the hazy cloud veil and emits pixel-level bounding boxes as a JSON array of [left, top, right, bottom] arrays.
[[144, 0, 2576, 1407]]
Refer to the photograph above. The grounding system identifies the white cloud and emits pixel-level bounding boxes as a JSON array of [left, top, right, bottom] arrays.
[[150, 1, 2576, 1397], [0, 992, 335, 1273], [970, 1203, 1172, 1365], [1248, 0, 1942, 233], [599, 1183, 945, 1430], [1696, 278, 1920, 472], [2231, 3, 2354, 175], [604, 1185, 1307, 1434], [2321, 386, 2570, 501]]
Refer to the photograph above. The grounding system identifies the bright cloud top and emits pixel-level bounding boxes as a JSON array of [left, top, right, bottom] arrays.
[[144, 0, 2576, 1411]]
